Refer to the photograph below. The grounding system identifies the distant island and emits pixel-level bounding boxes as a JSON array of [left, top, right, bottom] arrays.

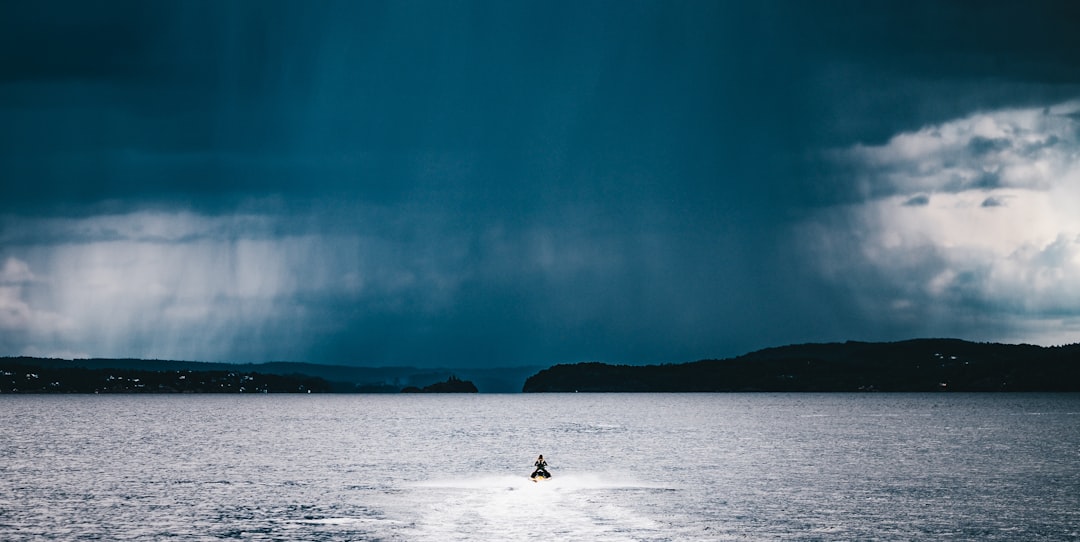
[[400, 375, 478, 393], [522, 339, 1080, 392]]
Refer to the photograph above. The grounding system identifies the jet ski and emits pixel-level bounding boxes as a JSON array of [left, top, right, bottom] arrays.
[[530, 468, 551, 482]]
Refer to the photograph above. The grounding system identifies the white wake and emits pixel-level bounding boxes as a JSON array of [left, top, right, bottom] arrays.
[[404, 472, 671, 541]]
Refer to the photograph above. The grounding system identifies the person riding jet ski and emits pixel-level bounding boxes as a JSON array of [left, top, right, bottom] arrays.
[[530, 454, 551, 480]]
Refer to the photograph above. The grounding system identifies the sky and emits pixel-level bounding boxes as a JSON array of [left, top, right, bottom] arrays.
[[2, 1, 1080, 366]]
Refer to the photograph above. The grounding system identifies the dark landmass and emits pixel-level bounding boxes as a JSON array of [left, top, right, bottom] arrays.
[[0, 362, 334, 393], [7, 338, 1079, 394], [522, 339, 1080, 392], [0, 358, 522, 390], [400, 375, 479, 393]]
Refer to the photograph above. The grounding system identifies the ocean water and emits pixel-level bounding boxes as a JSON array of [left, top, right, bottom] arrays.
[[1, 393, 1078, 541]]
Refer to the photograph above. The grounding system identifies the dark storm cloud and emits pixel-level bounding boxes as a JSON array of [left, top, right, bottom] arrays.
[[0, 2, 153, 83], [3, 1, 725, 202], [5, 1, 1077, 211], [3, 1, 1080, 363]]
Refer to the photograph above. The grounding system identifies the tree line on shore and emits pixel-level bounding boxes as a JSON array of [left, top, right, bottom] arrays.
[[0, 360, 477, 394], [522, 339, 1080, 392], [5, 339, 1078, 394]]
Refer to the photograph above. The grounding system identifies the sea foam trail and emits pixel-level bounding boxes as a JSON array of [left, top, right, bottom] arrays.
[[404, 472, 671, 541]]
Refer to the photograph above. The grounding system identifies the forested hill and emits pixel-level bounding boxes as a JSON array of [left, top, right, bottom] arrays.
[[522, 339, 1080, 392], [0, 358, 532, 393]]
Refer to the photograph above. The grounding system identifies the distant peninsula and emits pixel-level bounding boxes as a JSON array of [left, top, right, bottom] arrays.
[[522, 339, 1080, 392], [0, 359, 484, 394], [0, 362, 334, 394]]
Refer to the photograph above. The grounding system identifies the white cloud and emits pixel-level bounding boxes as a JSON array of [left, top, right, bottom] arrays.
[[1, 205, 663, 362], [806, 100, 1080, 344], [0, 258, 68, 335], [0, 209, 479, 360], [0, 257, 35, 283], [0, 211, 356, 360], [0, 210, 280, 245], [0, 286, 35, 330], [847, 100, 1080, 196]]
